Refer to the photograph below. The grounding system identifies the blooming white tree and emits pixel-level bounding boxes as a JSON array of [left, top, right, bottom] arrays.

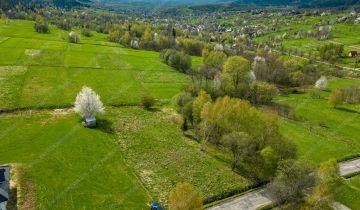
[[315, 76, 328, 90], [69, 31, 80, 43], [214, 43, 224, 51], [251, 56, 266, 81], [131, 40, 139, 49], [253, 56, 266, 65], [74, 86, 104, 118], [213, 74, 222, 90], [249, 71, 256, 82]]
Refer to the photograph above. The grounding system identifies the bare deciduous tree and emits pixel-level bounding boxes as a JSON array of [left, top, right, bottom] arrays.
[[315, 76, 327, 90]]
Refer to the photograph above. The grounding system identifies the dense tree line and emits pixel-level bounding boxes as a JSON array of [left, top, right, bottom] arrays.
[[0, 0, 85, 10], [268, 159, 340, 209], [233, 0, 360, 8]]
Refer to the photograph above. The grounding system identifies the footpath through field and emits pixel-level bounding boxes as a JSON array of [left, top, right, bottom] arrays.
[[207, 158, 360, 210]]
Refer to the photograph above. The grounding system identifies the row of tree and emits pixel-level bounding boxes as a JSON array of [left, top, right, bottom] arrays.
[[268, 159, 340, 209], [329, 84, 360, 107]]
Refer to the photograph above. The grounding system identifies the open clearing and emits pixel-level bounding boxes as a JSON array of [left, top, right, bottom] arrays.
[[0, 20, 189, 109], [275, 78, 360, 163]]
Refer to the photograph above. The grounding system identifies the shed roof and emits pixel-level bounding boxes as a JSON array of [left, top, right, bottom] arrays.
[[85, 116, 96, 121]]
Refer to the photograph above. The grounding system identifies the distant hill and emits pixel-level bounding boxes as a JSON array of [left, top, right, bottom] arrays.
[[92, 0, 360, 11], [232, 0, 360, 7], [2, 0, 358, 11], [0, 0, 90, 9]]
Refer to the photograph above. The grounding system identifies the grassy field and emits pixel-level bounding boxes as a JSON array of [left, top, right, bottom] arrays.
[[334, 176, 360, 209], [0, 19, 250, 209], [0, 107, 250, 209], [106, 107, 250, 204], [0, 110, 150, 210], [0, 19, 190, 108], [275, 78, 360, 163]]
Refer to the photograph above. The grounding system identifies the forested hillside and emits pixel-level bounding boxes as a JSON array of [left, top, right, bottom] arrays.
[[0, 0, 89, 9], [2, 0, 358, 10], [232, 0, 360, 7]]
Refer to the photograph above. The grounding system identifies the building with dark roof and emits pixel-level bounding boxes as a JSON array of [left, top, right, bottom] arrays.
[[0, 166, 10, 210]]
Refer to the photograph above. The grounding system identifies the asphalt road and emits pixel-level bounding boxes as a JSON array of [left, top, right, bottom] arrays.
[[339, 158, 360, 177], [207, 158, 360, 210]]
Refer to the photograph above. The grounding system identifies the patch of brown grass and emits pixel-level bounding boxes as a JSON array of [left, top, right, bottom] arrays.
[[9, 164, 36, 210]]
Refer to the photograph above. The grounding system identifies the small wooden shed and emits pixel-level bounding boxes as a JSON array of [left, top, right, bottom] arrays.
[[84, 116, 97, 127]]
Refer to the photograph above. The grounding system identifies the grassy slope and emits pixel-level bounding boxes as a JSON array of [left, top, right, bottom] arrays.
[[107, 107, 250, 204], [276, 78, 360, 163], [0, 108, 250, 209], [0, 19, 189, 108], [334, 176, 360, 210], [0, 110, 149, 210]]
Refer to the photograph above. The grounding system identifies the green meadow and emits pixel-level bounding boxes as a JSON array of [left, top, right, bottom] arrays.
[[275, 78, 360, 163], [0, 19, 189, 109], [0, 107, 250, 209], [0, 110, 150, 210], [334, 175, 360, 209]]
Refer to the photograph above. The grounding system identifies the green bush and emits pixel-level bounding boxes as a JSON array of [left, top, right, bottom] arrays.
[[160, 49, 192, 72], [81, 28, 92, 37], [34, 15, 49, 33], [69, 31, 81, 43], [140, 95, 155, 109], [249, 81, 278, 104]]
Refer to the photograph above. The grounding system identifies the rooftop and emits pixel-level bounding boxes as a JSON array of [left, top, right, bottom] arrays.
[[0, 166, 10, 207]]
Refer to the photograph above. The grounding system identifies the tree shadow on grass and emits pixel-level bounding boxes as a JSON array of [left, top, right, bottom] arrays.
[[144, 107, 161, 112], [77, 117, 115, 134], [335, 107, 360, 114], [7, 187, 17, 210], [94, 119, 115, 134]]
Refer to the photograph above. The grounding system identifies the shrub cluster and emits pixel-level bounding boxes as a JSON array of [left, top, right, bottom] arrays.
[[140, 95, 155, 109], [68, 31, 80, 43], [329, 85, 360, 107], [34, 15, 49, 33], [318, 43, 344, 62], [160, 49, 192, 73], [176, 92, 297, 182]]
